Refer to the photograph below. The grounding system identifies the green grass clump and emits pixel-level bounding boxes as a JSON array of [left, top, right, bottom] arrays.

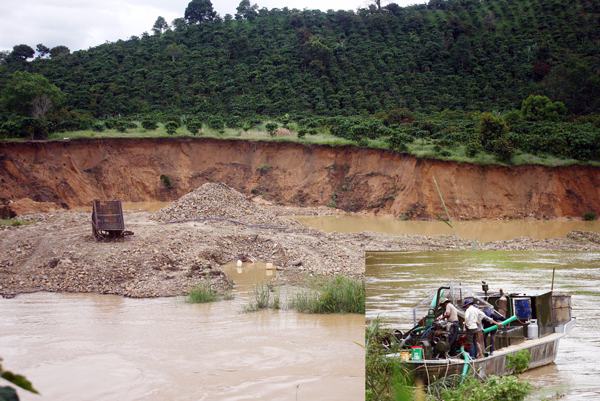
[[288, 276, 365, 314], [583, 211, 597, 221], [243, 284, 279, 312], [0, 218, 27, 227], [186, 283, 229, 303], [439, 376, 531, 401]]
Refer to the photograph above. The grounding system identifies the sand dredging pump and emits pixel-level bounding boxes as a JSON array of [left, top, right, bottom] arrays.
[[388, 283, 515, 360]]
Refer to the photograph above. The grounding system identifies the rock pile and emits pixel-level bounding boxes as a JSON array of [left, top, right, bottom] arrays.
[[152, 183, 284, 226]]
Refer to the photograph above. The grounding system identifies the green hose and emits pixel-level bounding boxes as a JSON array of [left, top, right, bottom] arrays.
[[482, 314, 517, 334], [460, 346, 470, 381]]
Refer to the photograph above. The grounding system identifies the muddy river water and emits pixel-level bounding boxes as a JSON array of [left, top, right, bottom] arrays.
[[0, 263, 364, 401], [366, 250, 600, 400], [296, 215, 600, 242]]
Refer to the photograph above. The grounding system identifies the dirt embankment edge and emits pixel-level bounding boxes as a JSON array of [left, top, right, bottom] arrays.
[[1, 138, 599, 219]]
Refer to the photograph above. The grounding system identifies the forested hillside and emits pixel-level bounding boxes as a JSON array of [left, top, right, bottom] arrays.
[[1, 0, 599, 163]]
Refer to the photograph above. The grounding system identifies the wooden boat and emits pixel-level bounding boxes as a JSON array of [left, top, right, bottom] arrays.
[[386, 286, 574, 384]]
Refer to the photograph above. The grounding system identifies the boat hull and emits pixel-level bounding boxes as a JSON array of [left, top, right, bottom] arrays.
[[398, 318, 575, 385]]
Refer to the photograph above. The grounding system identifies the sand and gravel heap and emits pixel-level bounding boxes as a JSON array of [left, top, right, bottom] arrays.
[[152, 183, 285, 226]]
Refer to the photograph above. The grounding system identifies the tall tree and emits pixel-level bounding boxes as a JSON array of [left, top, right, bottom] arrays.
[[235, 0, 258, 21], [152, 16, 169, 35], [35, 44, 50, 58], [1, 71, 64, 118], [49, 46, 70, 59], [10, 44, 35, 62], [184, 0, 217, 24]]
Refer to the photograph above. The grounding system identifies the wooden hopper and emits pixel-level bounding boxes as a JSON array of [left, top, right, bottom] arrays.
[[91, 200, 133, 240]]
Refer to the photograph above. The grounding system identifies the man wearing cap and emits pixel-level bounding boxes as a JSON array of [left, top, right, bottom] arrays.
[[463, 298, 503, 359], [439, 297, 459, 353]]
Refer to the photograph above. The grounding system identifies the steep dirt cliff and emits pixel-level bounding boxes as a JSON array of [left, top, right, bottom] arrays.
[[1, 138, 598, 219]]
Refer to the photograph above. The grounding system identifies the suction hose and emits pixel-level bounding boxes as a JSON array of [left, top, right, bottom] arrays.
[[482, 315, 518, 334], [460, 346, 470, 382]]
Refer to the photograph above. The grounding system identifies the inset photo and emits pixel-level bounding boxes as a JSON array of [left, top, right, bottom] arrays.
[[366, 250, 600, 401]]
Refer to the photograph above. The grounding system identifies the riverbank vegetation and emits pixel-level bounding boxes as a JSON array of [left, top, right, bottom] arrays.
[[1, 0, 599, 165], [288, 275, 365, 314], [186, 282, 232, 303], [243, 284, 280, 312], [243, 276, 364, 314]]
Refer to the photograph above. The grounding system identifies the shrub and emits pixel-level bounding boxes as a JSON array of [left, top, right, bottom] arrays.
[[479, 113, 508, 150], [207, 116, 225, 130], [242, 121, 254, 131], [479, 113, 514, 161], [186, 119, 202, 135], [583, 211, 597, 221], [387, 131, 410, 152], [356, 137, 368, 147], [160, 174, 173, 189], [465, 140, 482, 157], [141, 119, 158, 130], [506, 349, 531, 374], [165, 121, 178, 135], [92, 121, 105, 132], [440, 376, 531, 401], [382, 107, 415, 126], [297, 129, 307, 138], [265, 122, 278, 136], [521, 95, 567, 122], [257, 164, 272, 174]]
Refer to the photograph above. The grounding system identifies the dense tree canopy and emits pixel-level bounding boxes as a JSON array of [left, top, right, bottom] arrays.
[[0, 0, 597, 118], [0, 0, 598, 161]]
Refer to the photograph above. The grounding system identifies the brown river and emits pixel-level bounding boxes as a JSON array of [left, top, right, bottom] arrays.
[[296, 215, 600, 242], [366, 250, 600, 401], [0, 262, 364, 401]]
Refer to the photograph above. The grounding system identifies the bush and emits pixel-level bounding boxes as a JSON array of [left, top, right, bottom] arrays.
[[479, 113, 514, 161], [583, 211, 597, 221], [165, 121, 178, 135], [465, 140, 482, 157], [440, 376, 531, 401], [186, 119, 202, 135], [521, 95, 567, 122], [506, 350, 531, 374], [207, 116, 225, 130], [160, 174, 173, 189], [92, 121, 105, 132], [387, 131, 410, 152], [141, 119, 158, 130], [265, 122, 278, 136], [382, 107, 415, 126]]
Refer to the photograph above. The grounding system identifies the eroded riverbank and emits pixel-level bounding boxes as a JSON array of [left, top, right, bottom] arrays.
[[1, 137, 599, 219]]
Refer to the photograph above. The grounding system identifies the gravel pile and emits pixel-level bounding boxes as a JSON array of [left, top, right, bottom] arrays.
[[152, 183, 284, 226]]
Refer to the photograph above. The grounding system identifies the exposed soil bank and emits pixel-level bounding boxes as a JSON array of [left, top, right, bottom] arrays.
[[1, 138, 599, 219]]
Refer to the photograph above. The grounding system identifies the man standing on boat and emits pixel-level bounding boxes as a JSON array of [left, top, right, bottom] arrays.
[[438, 297, 460, 353], [463, 298, 503, 359]]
